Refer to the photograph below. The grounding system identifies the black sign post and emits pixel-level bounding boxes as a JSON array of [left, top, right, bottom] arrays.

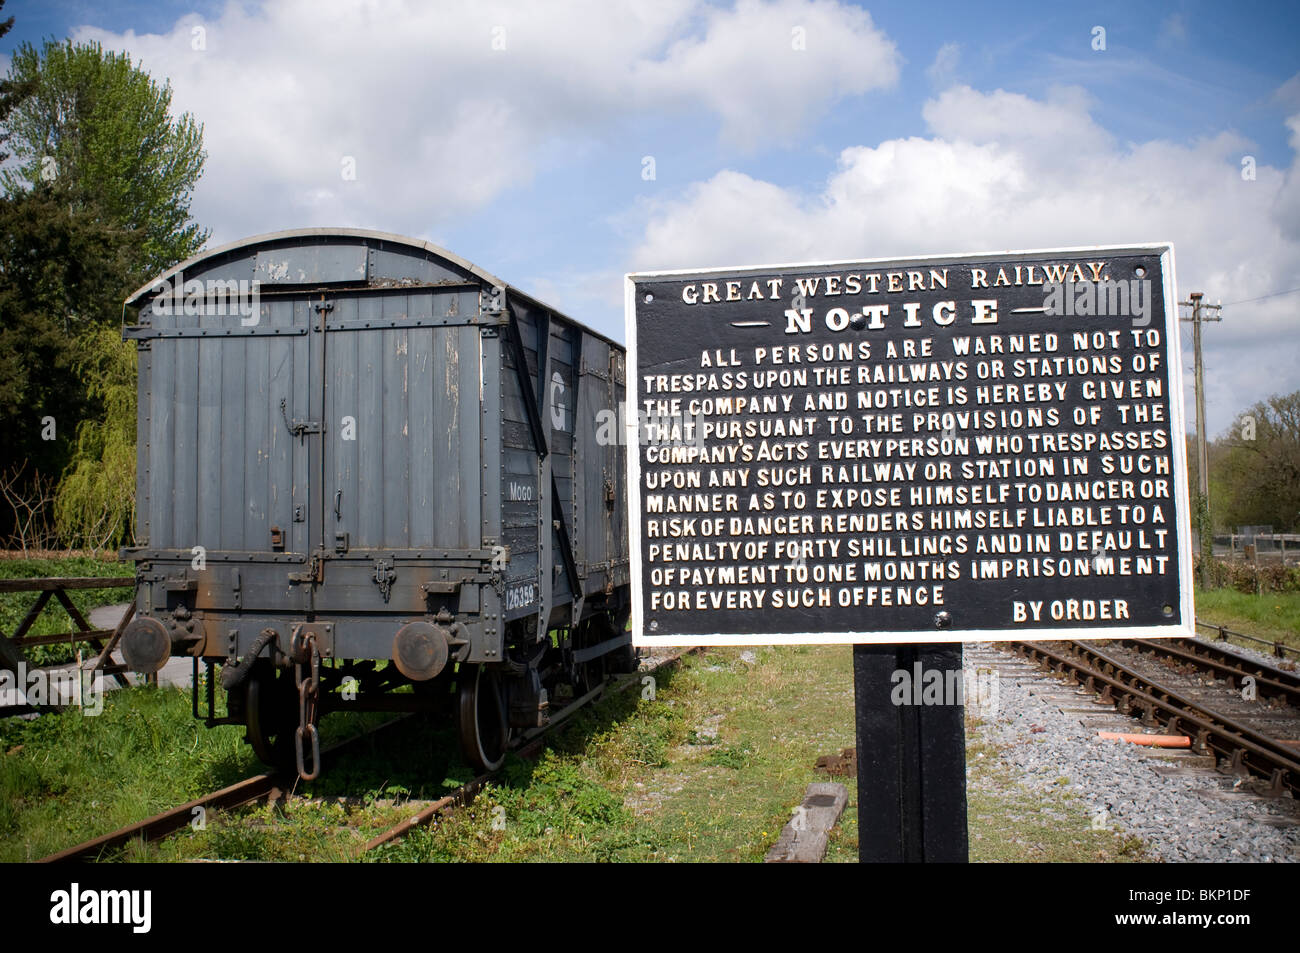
[[855, 643, 968, 862], [625, 244, 1191, 863]]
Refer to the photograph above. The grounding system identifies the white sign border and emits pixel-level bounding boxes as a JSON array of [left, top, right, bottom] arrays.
[[625, 242, 1194, 646]]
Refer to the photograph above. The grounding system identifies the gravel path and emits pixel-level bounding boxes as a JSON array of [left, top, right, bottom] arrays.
[[965, 642, 1300, 863]]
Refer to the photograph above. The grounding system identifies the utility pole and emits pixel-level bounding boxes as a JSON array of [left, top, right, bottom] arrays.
[[1180, 291, 1222, 588]]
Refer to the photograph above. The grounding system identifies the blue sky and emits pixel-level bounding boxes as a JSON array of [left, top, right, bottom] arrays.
[[3, 0, 1299, 436]]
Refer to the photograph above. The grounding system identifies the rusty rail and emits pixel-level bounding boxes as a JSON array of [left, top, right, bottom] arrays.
[[1120, 637, 1300, 707], [1010, 640, 1300, 798], [39, 770, 284, 862], [39, 716, 409, 862], [1195, 617, 1300, 662], [0, 576, 135, 701], [363, 647, 699, 854]]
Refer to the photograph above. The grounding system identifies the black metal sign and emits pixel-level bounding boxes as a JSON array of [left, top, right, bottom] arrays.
[[625, 245, 1194, 645]]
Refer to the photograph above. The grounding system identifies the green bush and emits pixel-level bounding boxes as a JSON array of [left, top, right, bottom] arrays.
[[1195, 556, 1300, 594]]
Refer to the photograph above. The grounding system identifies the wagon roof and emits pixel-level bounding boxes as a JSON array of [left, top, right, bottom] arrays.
[[125, 226, 620, 347]]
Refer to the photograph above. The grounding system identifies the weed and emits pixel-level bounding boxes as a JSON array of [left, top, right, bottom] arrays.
[[705, 742, 755, 769], [203, 822, 272, 861]]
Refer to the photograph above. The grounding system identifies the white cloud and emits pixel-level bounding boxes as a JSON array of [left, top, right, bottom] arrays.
[[921, 85, 1113, 162], [1273, 115, 1300, 241], [1275, 72, 1300, 111], [631, 0, 899, 148], [926, 42, 960, 87], [71, 0, 898, 244], [629, 84, 1300, 435]]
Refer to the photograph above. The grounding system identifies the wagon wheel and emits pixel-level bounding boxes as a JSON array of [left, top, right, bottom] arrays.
[[457, 664, 511, 773], [606, 608, 637, 675], [245, 667, 293, 769], [572, 618, 608, 696], [575, 613, 634, 691]]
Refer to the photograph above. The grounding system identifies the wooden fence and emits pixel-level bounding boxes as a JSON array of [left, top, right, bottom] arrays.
[[0, 577, 136, 711]]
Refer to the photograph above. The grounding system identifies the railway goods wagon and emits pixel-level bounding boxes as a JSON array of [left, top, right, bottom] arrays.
[[118, 228, 632, 776]]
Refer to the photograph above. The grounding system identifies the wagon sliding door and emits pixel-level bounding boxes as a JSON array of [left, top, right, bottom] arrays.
[[321, 292, 481, 558], [132, 298, 312, 559]]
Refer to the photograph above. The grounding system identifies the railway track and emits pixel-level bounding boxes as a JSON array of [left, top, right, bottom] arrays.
[[40, 770, 288, 863], [40, 648, 693, 862], [361, 647, 698, 855], [1115, 637, 1300, 708], [38, 716, 411, 863], [1006, 638, 1300, 798], [33, 612, 1299, 861]]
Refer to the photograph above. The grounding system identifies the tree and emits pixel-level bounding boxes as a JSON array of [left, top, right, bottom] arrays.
[[1, 38, 208, 274], [0, 2, 35, 165], [1212, 391, 1300, 533], [53, 325, 138, 550], [0, 34, 209, 549], [0, 188, 141, 482]]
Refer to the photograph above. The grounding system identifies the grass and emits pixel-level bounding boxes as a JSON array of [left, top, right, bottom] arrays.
[[0, 683, 255, 861], [369, 646, 1128, 864], [369, 647, 858, 863], [0, 634, 1161, 863], [1193, 586, 1300, 652], [0, 644, 1153, 863], [0, 554, 131, 666], [0, 654, 429, 862]]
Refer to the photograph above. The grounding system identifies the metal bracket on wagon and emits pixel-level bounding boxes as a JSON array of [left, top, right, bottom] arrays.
[[290, 622, 335, 659]]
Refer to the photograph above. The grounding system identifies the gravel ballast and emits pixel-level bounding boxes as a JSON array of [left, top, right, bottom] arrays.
[[965, 643, 1300, 863]]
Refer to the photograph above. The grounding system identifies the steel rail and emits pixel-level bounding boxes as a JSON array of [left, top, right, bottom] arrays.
[[362, 647, 698, 854], [1010, 640, 1300, 798], [39, 717, 408, 862], [1067, 641, 1300, 765], [1118, 638, 1300, 707], [39, 772, 284, 863], [1168, 635, 1299, 686], [1194, 618, 1300, 662]]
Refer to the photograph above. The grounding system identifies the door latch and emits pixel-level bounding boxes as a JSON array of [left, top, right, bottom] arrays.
[[288, 553, 323, 584], [280, 398, 321, 438], [373, 559, 396, 602]]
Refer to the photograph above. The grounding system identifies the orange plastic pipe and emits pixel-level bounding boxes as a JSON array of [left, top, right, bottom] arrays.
[[1097, 731, 1191, 748]]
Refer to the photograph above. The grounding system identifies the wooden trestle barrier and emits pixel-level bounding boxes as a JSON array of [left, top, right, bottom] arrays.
[[0, 577, 136, 710]]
